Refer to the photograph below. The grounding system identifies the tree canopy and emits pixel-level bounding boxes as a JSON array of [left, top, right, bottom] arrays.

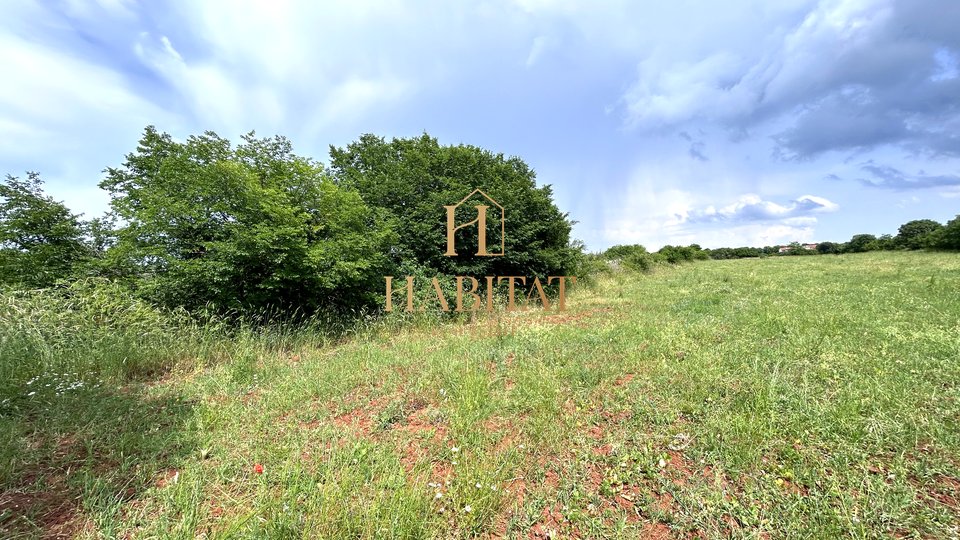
[[329, 134, 580, 281], [0, 172, 90, 288], [99, 127, 395, 315], [896, 219, 943, 249]]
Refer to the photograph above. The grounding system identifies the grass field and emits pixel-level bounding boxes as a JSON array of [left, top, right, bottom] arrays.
[[2, 251, 959, 539]]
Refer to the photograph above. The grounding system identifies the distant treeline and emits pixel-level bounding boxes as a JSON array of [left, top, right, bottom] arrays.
[[704, 218, 960, 259], [594, 216, 960, 267]]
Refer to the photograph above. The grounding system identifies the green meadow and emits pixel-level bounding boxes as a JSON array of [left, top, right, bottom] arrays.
[[2, 250, 959, 539]]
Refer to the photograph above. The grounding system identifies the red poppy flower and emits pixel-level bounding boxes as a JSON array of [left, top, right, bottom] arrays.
[[253, 463, 264, 474]]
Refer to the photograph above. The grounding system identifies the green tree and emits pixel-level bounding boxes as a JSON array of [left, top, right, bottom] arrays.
[[816, 241, 841, 254], [329, 133, 580, 281], [931, 215, 960, 250], [869, 234, 895, 251], [0, 172, 90, 288], [100, 127, 395, 315], [895, 219, 943, 249], [846, 234, 877, 253]]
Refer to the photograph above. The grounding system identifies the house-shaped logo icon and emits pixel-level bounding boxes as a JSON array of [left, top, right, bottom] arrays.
[[443, 189, 505, 257]]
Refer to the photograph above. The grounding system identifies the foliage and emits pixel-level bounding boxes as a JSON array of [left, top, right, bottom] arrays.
[[602, 243, 647, 260], [657, 244, 708, 263], [329, 133, 580, 283], [707, 246, 763, 259], [845, 233, 878, 253], [816, 241, 841, 254], [99, 127, 395, 315], [622, 251, 655, 272], [896, 219, 943, 249], [931, 214, 960, 250], [0, 173, 91, 288]]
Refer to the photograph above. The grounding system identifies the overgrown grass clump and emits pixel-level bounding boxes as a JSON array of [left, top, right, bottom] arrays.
[[0, 279, 207, 395]]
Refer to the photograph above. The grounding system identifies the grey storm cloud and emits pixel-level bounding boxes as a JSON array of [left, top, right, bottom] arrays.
[[858, 162, 960, 189], [624, 0, 960, 159], [686, 195, 838, 224]]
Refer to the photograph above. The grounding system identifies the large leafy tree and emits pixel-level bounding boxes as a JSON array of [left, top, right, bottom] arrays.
[[846, 234, 877, 253], [329, 134, 580, 280], [932, 215, 960, 250], [0, 172, 90, 288], [100, 127, 395, 315], [896, 219, 943, 249]]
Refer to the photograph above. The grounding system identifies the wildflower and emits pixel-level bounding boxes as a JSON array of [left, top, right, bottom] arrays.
[[435, 492, 443, 499], [253, 463, 264, 474], [463, 505, 472, 513], [475, 482, 482, 489], [490, 485, 497, 491], [452, 460, 458, 465], [658, 458, 666, 468], [451, 446, 460, 453]]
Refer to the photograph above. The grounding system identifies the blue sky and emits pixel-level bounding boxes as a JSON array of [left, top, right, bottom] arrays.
[[1, 0, 959, 251]]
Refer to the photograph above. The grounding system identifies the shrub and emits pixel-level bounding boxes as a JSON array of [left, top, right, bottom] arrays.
[[623, 252, 655, 273], [603, 244, 647, 260]]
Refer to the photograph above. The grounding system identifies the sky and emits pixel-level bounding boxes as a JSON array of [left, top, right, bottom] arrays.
[[1, 0, 959, 251]]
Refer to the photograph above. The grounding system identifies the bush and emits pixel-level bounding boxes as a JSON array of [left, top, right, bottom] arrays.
[[657, 245, 703, 264], [603, 244, 647, 261], [575, 254, 613, 285], [623, 251, 655, 273]]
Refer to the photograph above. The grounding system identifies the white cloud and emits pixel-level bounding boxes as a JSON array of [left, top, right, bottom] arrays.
[[686, 194, 837, 224]]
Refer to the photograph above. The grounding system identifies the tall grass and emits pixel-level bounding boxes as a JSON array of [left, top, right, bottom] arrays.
[[0, 278, 361, 407]]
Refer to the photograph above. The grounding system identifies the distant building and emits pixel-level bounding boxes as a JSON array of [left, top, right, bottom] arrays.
[[778, 243, 819, 253]]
